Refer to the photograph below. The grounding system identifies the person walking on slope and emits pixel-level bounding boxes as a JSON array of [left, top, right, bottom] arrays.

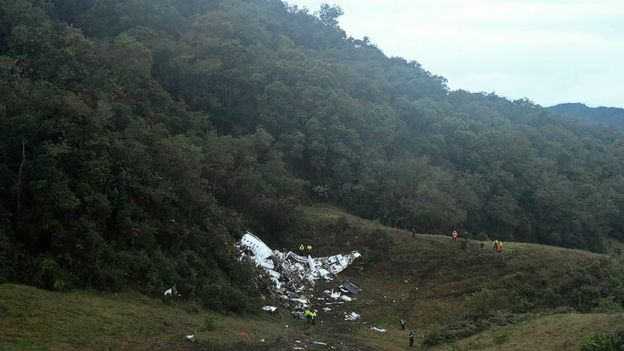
[[400, 318, 406, 330], [461, 236, 468, 250], [451, 230, 459, 241], [493, 240, 503, 261], [409, 331, 415, 348]]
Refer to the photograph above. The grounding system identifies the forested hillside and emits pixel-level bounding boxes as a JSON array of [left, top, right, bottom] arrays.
[[2, 0, 624, 301], [550, 103, 624, 131]]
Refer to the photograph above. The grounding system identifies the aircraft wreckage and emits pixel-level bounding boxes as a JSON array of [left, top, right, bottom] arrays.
[[238, 232, 361, 309]]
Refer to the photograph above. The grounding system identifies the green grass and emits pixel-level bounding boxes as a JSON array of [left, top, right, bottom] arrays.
[[1, 203, 621, 350], [429, 313, 624, 351], [0, 284, 298, 351]]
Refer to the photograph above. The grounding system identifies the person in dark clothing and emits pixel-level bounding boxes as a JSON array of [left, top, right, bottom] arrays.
[[400, 318, 406, 330], [409, 331, 414, 348]]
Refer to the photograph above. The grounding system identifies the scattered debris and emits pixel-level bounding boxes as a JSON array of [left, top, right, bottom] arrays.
[[262, 305, 278, 313], [323, 307, 332, 312], [344, 312, 361, 321], [312, 340, 328, 345], [325, 289, 342, 300], [185, 334, 195, 342], [339, 281, 362, 294], [164, 286, 179, 297], [291, 308, 305, 319], [371, 327, 387, 333], [239, 331, 248, 337], [340, 295, 353, 302], [238, 232, 360, 312]]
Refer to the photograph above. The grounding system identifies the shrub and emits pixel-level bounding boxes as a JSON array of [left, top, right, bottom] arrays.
[[465, 287, 496, 317], [34, 256, 74, 291], [595, 297, 623, 313], [422, 324, 444, 346], [493, 330, 510, 345], [203, 313, 216, 331], [362, 229, 392, 263], [581, 333, 624, 351], [200, 283, 259, 314]]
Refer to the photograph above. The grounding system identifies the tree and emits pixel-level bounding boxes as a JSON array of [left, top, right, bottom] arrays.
[[318, 3, 343, 28]]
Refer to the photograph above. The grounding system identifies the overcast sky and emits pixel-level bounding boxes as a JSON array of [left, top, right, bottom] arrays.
[[288, 0, 624, 108]]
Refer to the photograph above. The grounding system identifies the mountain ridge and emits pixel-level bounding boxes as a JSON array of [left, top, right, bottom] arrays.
[[549, 103, 624, 130]]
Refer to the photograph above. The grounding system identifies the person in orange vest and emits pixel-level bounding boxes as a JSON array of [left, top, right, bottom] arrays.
[[493, 240, 503, 261], [451, 230, 459, 241]]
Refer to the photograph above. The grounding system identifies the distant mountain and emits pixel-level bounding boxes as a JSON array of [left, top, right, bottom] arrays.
[[549, 103, 624, 130]]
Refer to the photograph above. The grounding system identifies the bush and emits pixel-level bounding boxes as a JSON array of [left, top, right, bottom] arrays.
[[200, 283, 259, 314], [34, 256, 74, 291], [0, 228, 14, 283], [493, 330, 510, 345], [581, 333, 624, 351], [595, 297, 623, 313], [362, 229, 392, 263], [203, 313, 217, 331], [422, 324, 444, 346], [465, 287, 496, 317]]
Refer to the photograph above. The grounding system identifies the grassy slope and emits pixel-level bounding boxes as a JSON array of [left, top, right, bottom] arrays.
[[430, 313, 624, 351], [0, 203, 620, 350], [0, 284, 296, 351]]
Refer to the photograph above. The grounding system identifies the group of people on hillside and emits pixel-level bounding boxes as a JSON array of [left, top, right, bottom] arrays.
[[399, 318, 415, 348], [298, 243, 313, 253], [451, 230, 504, 259]]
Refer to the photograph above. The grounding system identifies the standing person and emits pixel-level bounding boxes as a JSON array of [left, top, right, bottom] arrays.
[[299, 244, 305, 253], [306, 244, 312, 253], [304, 309, 311, 324], [493, 240, 503, 261], [451, 230, 459, 241], [409, 331, 415, 348], [400, 318, 406, 330], [461, 236, 468, 250], [310, 310, 317, 325]]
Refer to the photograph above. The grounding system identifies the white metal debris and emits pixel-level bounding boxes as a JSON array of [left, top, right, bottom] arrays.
[[262, 305, 278, 313], [340, 295, 353, 302], [344, 312, 361, 321], [185, 335, 195, 342], [164, 286, 179, 297], [371, 327, 387, 333], [238, 232, 361, 308], [325, 289, 342, 300]]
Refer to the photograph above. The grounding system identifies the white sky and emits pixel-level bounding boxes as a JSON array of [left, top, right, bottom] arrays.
[[288, 0, 624, 108]]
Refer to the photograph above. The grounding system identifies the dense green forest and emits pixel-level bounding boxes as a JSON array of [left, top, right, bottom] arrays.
[[550, 103, 624, 131], [2, 0, 624, 304]]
